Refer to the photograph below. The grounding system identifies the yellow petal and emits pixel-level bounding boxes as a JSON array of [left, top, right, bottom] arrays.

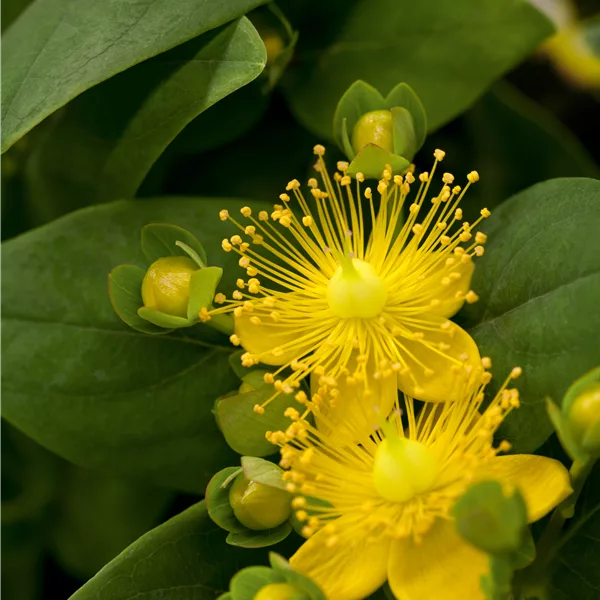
[[313, 354, 398, 445], [234, 313, 300, 366], [290, 522, 390, 600], [388, 518, 487, 600], [428, 259, 475, 319], [477, 455, 573, 522], [396, 315, 481, 403]]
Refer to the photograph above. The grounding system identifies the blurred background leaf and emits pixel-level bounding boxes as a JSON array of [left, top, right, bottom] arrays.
[[283, 0, 554, 139], [1, 0, 270, 151], [24, 18, 266, 223], [461, 177, 600, 453]]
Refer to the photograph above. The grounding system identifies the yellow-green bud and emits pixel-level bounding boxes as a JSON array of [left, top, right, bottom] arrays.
[[254, 583, 299, 600], [229, 474, 291, 530], [141, 256, 198, 318], [373, 436, 437, 503], [351, 109, 394, 155], [327, 258, 388, 319], [568, 382, 600, 454]]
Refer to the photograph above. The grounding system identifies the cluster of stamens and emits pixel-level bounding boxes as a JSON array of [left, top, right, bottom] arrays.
[[204, 145, 491, 415]]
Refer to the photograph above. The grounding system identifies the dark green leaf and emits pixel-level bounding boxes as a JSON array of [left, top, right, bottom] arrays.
[[1, 197, 273, 492], [285, 0, 553, 140], [108, 265, 168, 335], [51, 467, 174, 579], [24, 18, 266, 222], [462, 178, 600, 452], [2, 0, 269, 151], [141, 224, 207, 267], [68, 500, 283, 600]]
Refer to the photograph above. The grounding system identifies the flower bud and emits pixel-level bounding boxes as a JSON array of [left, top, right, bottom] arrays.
[[351, 109, 394, 155], [568, 382, 600, 454], [254, 583, 301, 600], [141, 256, 198, 318], [229, 474, 291, 530]]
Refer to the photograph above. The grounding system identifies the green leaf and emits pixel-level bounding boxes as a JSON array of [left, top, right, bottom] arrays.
[[188, 267, 224, 321], [137, 306, 195, 329], [436, 82, 600, 217], [390, 107, 417, 160], [385, 83, 427, 149], [227, 521, 293, 548], [206, 467, 247, 534], [242, 457, 286, 490], [24, 18, 267, 222], [346, 143, 410, 179], [1, 197, 272, 492], [2, 0, 269, 151], [141, 224, 207, 267], [215, 387, 300, 457], [285, 0, 553, 140], [461, 178, 600, 452], [230, 567, 277, 599], [68, 500, 283, 600], [108, 265, 169, 335], [548, 463, 600, 600], [453, 480, 528, 554], [51, 467, 174, 579]]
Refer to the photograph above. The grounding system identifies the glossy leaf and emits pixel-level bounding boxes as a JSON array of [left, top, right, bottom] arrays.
[[285, 0, 553, 140], [2, 0, 268, 151], [188, 267, 224, 321], [226, 522, 293, 548], [24, 18, 267, 222], [462, 178, 600, 452], [69, 500, 282, 600], [1, 197, 273, 492]]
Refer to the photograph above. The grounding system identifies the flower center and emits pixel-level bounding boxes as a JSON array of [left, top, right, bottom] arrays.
[[372, 436, 437, 503], [326, 258, 388, 319]]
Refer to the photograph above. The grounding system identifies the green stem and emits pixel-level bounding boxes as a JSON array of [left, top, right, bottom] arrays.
[[207, 313, 235, 336]]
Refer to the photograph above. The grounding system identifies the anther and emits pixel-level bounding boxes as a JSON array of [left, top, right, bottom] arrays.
[[214, 293, 226, 304], [240, 206, 252, 217], [253, 404, 265, 415], [511, 367, 523, 379], [467, 171, 480, 183], [258, 211, 269, 221], [434, 149, 446, 161], [229, 334, 241, 346], [219, 209, 229, 221], [313, 144, 326, 156]]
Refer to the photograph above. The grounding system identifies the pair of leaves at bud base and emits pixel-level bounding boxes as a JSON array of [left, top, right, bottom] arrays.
[[218, 553, 326, 600], [206, 456, 294, 548], [333, 80, 427, 179], [214, 351, 307, 457], [108, 223, 225, 334], [546, 366, 600, 465], [453, 481, 535, 600]]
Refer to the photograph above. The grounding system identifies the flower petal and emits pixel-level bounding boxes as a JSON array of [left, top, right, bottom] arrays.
[[234, 313, 302, 366], [388, 518, 487, 600], [396, 315, 481, 403], [313, 354, 398, 445], [477, 455, 573, 522], [290, 523, 390, 600], [428, 259, 475, 319]]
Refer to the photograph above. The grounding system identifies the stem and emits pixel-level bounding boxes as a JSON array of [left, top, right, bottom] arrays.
[[207, 313, 235, 336]]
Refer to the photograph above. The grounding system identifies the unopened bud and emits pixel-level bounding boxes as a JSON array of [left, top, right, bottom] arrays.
[[568, 382, 600, 454], [351, 110, 394, 155], [254, 583, 300, 600], [229, 474, 291, 530], [141, 256, 198, 318]]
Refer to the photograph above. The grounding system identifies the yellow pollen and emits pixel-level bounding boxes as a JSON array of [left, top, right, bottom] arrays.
[[219, 209, 229, 221]]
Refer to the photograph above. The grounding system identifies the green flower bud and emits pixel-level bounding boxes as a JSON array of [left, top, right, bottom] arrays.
[[254, 583, 302, 600], [351, 109, 394, 155], [568, 382, 600, 454], [141, 256, 198, 318], [229, 474, 291, 530]]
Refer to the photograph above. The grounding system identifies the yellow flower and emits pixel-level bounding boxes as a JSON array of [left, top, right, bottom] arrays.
[[275, 368, 572, 600], [208, 145, 490, 414]]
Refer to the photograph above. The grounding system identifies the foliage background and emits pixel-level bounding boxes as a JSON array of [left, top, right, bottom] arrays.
[[2, 0, 600, 598]]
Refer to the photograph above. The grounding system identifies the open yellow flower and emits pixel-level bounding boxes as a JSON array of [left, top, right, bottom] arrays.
[[273, 367, 572, 600], [206, 145, 490, 413]]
